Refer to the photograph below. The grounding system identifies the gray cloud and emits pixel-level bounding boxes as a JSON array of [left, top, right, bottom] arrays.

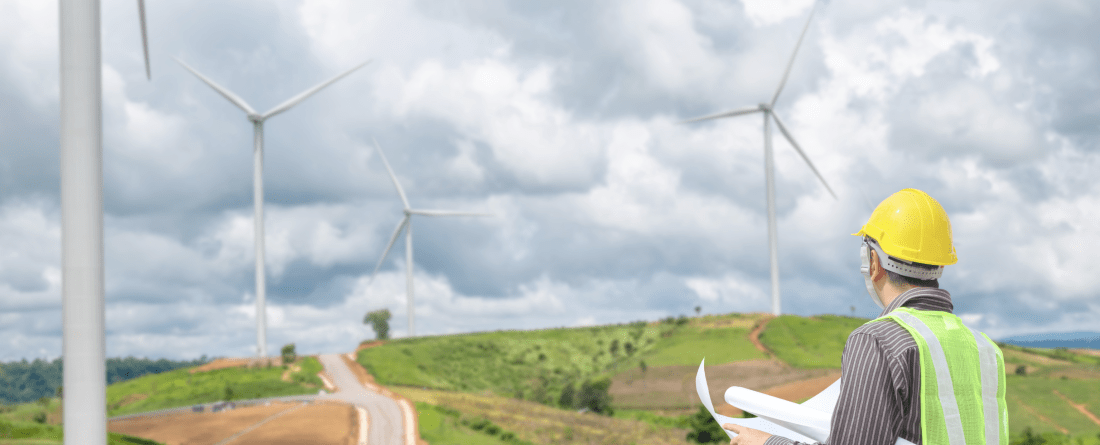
[[1, 0, 1098, 360]]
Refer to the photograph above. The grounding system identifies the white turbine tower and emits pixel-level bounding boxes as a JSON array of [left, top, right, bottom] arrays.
[[60, 1, 154, 443], [683, 4, 836, 316], [368, 141, 491, 337], [177, 58, 370, 357]]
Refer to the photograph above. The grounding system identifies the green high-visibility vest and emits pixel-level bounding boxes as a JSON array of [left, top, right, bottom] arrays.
[[868, 307, 1009, 445]]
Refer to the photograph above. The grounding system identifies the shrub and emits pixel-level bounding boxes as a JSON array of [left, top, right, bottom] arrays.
[[33, 412, 47, 424], [576, 378, 613, 416], [686, 405, 726, 443], [1015, 365, 1027, 376], [281, 344, 297, 365], [558, 381, 575, 408]]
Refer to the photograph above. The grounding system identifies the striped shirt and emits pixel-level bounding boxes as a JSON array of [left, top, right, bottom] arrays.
[[764, 287, 956, 445]]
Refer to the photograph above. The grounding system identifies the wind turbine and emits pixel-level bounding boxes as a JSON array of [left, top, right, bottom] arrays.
[[683, 4, 836, 317], [137, 0, 151, 79], [368, 140, 492, 337], [59, 1, 156, 443], [177, 58, 370, 357]]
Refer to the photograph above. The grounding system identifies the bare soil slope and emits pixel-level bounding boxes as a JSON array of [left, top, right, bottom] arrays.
[[108, 400, 356, 445]]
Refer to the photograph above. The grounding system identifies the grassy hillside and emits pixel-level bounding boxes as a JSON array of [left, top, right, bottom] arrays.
[[0, 398, 163, 445], [106, 357, 324, 417], [759, 315, 867, 368], [361, 311, 1100, 441], [357, 314, 766, 405]]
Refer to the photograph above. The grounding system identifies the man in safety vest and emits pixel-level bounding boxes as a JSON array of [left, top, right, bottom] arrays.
[[724, 188, 1009, 445]]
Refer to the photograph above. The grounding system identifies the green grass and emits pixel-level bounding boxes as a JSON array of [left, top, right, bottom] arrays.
[[0, 399, 162, 445], [760, 315, 867, 368], [416, 402, 531, 445], [106, 363, 318, 417], [358, 322, 676, 403], [612, 408, 689, 429], [636, 326, 765, 367], [288, 357, 325, 387], [1006, 375, 1100, 435]]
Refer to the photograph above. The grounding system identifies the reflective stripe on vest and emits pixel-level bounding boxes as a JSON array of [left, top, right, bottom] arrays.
[[892, 312, 968, 445], [872, 308, 1008, 445], [968, 327, 1002, 445]]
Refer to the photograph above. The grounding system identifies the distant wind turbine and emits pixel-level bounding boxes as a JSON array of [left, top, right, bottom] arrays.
[[682, 4, 836, 317], [368, 140, 492, 337], [177, 57, 370, 358], [137, 0, 150, 79]]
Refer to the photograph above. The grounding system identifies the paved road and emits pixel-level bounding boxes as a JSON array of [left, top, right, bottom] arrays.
[[317, 353, 406, 445]]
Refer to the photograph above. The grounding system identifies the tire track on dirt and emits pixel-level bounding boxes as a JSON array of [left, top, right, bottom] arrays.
[[1053, 390, 1100, 427]]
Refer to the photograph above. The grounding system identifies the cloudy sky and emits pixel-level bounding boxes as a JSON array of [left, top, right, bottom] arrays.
[[2, 0, 1098, 361]]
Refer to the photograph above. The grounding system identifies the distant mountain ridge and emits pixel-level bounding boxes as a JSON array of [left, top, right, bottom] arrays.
[[997, 331, 1100, 350]]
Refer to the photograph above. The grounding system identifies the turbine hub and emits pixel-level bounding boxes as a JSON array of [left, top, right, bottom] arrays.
[[247, 113, 263, 123], [758, 103, 771, 111]]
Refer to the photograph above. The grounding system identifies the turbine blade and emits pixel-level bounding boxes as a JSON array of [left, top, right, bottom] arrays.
[[770, 3, 816, 107], [408, 209, 493, 217], [770, 112, 837, 200], [261, 60, 371, 120], [137, 0, 150, 80], [373, 138, 411, 209], [174, 57, 257, 115], [368, 216, 410, 285], [681, 106, 762, 124]]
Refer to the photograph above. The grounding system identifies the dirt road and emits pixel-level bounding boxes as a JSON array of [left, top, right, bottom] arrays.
[[317, 353, 409, 445]]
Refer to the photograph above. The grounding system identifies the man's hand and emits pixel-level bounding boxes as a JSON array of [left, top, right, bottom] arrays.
[[723, 423, 773, 445]]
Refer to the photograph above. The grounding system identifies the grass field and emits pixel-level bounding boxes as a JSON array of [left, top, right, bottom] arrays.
[[395, 385, 692, 445], [358, 322, 677, 402], [106, 358, 323, 417], [0, 399, 162, 445], [759, 315, 868, 368], [357, 314, 768, 407], [416, 402, 533, 445]]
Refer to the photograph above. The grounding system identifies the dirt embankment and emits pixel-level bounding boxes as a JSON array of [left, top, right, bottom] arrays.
[[749, 315, 776, 356], [108, 401, 358, 445], [190, 357, 283, 374]]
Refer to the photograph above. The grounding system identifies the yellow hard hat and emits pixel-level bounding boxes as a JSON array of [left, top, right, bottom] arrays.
[[852, 188, 957, 266]]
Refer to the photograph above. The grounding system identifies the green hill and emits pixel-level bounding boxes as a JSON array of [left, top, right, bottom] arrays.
[[105, 357, 324, 417], [358, 312, 1100, 441]]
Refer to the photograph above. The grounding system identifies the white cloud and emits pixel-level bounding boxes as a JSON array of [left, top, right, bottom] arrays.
[[741, 0, 816, 27]]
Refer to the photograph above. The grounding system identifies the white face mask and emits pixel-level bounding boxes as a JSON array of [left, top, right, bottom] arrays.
[[860, 241, 885, 309]]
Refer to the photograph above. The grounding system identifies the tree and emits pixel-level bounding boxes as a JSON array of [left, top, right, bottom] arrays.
[[576, 378, 614, 416], [695, 306, 701, 316], [639, 360, 647, 373], [609, 339, 620, 356], [686, 405, 726, 443], [558, 381, 575, 408], [281, 343, 297, 365], [364, 309, 392, 340]]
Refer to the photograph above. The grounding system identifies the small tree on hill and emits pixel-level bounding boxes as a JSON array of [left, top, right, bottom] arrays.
[[576, 378, 614, 416], [609, 339, 620, 356], [281, 343, 297, 365], [695, 306, 701, 316], [558, 381, 575, 408], [364, 309, 392, 340]]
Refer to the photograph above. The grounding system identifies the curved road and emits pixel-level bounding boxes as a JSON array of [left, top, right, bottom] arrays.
[[317, 353, 406, 445], [108, 353, 407, 444]]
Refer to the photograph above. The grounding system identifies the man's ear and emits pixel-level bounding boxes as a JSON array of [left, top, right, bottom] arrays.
[[869, 249, 885, 281]]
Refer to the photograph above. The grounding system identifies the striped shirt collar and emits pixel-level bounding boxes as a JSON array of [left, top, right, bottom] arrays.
[[879, 287, 954, 318]]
